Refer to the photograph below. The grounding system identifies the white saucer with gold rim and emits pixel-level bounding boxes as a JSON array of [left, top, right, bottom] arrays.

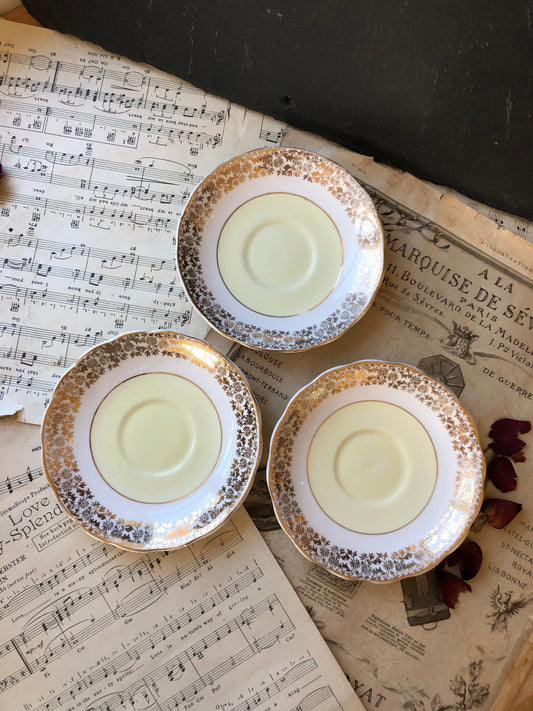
[[177, 147, 384, 351], [267, 360, 485, 582], [41, 331, 261, 551]]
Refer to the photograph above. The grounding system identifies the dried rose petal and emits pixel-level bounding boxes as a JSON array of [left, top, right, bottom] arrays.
[[488, 438, 526, 456], [511, 451, 526, 463], [487, 456, 517, 492], [483, 498, 523, 529], [438, 570, 472, 609], [489, 418, 531, 439], [445, 540, 483, 580]]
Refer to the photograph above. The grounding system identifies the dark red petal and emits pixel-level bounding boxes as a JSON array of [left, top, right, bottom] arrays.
[[489, 418, 531, 439], [445, 540, 483, 580], [487, 456, 518, 492], [488, 438, 526, 456], [438, 570, 472, 609], [482, 499, 523, 529], [511, 451, 526, 463]]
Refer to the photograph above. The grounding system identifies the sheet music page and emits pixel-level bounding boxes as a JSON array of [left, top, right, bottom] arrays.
[[0, 417, 362, 711], [232, 127, 533, 710], [0, 18, 284, 424], [430, 185, 533, 245]]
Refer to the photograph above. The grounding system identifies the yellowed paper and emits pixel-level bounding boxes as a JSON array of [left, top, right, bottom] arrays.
[[2, 14, 533, 711], [0, 19, 284, 423], [232, 127, 533, 710], [0, 417, 361, 710]]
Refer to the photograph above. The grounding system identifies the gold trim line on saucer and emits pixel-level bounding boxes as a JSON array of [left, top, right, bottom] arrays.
[[41, 331, 262, 551], [267, 360, 485, 582]]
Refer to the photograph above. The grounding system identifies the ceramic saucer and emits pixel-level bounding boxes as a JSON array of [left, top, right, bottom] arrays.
[[177, 147, 384, 351], [41, 331, 262, 551], [267, 360, 485, 582]]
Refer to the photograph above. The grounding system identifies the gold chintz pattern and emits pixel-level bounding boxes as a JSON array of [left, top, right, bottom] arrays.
[[268, 361, 485, 582], [41, 331, 261, 551], [177, 147, 384, 351]]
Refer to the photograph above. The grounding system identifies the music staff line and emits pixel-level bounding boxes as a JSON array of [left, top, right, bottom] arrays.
[[0, 231, 179, 274], [2, 138, 205, 204], [0, 97, 224, 149], [289, 686, 343, 711], [1, 250, 182, 296], [0, 465, 43, 498], [0, 318, 190, 379], [0, 319, 103, 352], [1, 96, 227, 135], [1, 590, 283, 697], [0, 545, 166, 623], [4, 132, 204, 180], [0, 521, 242, 621], [232, 659, 320, 711], [54, 658, 319, 711], [0, 285, 190, 336], [6, 170, 192, 211], [0, 372, 52, 394], [0, 564, 264, 679], [0, 342, 76, 369], [37, 656, 319, 711], [0, 189, 178, 231], [27, 611, 299, 711], [13, 564, 260, 664], [1, 51, 215, 105], [0, 235, 183, 290], [260, 127, 284, 144], [38, 595, 292, 711], [116, 597, 292, 711]]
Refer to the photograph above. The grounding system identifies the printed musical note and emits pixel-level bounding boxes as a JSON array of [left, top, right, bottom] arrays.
[[0, 32, 284, 424], [0, 24, 353, 711], [0, 518, 242, 622], [0, 427, 353, 711], [0, 41, 280, 422], [0, 557, 267, 689]]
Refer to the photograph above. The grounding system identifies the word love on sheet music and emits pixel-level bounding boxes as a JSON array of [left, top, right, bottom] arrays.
[[1, 494, 62, 548]]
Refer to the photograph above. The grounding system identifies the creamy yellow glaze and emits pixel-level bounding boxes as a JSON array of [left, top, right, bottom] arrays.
[[90, 373, 221, 503], [217, 193, 342, 316], [307, 401, 437, 534]]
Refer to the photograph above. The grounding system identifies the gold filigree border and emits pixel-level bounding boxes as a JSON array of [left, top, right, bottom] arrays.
[[177, 147, 384, 351], [268, 361, 485, 582], [41, 331, 262, 551]]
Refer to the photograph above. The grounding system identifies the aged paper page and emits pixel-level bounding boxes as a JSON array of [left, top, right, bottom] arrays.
[[433, 186, 532, 245], [230, 127, 533, 710], [0, 416, 362, 710], [1, 13, 532, 711], [0, 19, 284, 423]]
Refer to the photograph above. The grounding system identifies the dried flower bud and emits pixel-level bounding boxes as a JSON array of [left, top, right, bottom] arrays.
[[445, 540, 483, 580], [482, 498, 523, 529], [487, 456, 517, 492], [438, 570, 471, 609], [489, 418, 531, 439], [488, 438, 526, 457]]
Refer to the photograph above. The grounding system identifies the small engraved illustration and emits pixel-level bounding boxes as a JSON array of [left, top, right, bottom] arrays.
[[486, 585, 533, 633], [440, 323, 479, 364]]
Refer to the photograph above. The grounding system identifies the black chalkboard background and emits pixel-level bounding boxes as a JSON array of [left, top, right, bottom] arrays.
[[22, 0, 533, 219]]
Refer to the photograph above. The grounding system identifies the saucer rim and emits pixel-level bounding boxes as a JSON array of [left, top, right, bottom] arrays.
[[176, 146, 385, 352], [267, 359, 485, 582], [41, 330, 262, 552]]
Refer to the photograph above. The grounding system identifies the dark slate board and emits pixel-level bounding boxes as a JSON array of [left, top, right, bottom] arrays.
[[21, 0, 533, 218]]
